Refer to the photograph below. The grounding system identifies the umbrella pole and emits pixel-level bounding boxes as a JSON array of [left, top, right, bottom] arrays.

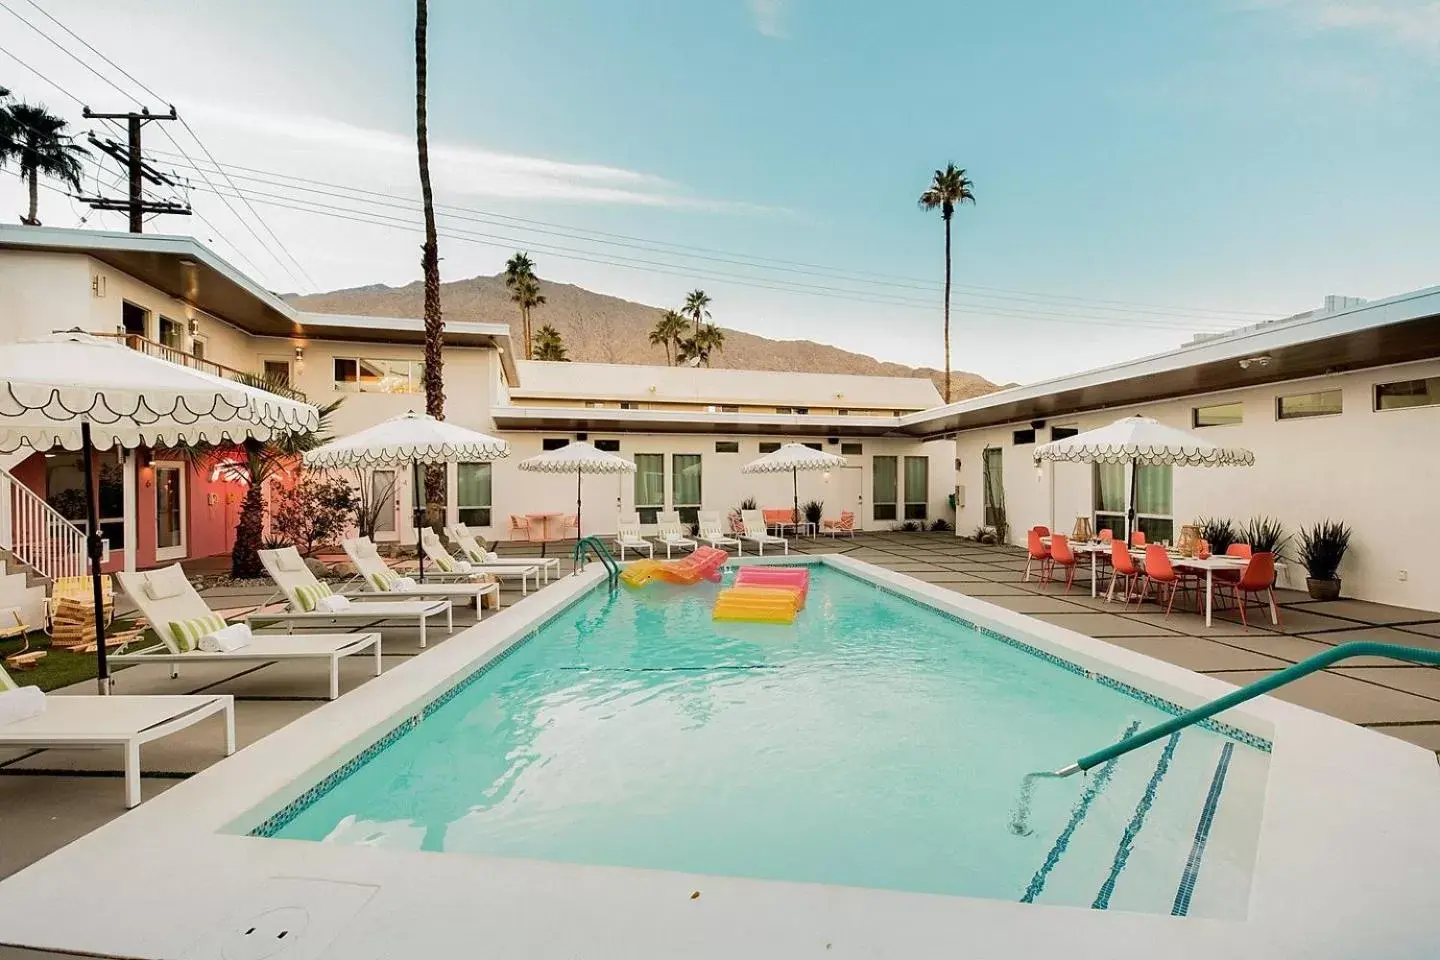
[[1127, 457, 1138, 544], [79, 423, 110, 695], [412, 460, 425, 583], [793, 468, 799, 529]]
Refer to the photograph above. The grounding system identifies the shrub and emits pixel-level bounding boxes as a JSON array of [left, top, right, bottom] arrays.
[[1298, 520, 1351, 581], [260, 534, 291, 551], [929, 518, 953, 533], [270, 475, 359, 556], [972, 526, 997, 544], [1243, 516, 1289, 556], [898, 521, 922, 532], [740, 496, 758, 510], [1197, 517, 1239, 553], [803, 499, 824, 525]]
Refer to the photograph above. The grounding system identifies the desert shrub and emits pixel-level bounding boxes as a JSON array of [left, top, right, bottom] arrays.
[[803, 500, 824, 525], [270, 475, 359, 556], [929, 518, 953, 532]]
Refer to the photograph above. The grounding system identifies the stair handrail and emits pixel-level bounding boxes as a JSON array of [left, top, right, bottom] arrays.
[[573, 536, 620, 590], [1053, 642, 1440, 776], [0, 467, 87, 580]]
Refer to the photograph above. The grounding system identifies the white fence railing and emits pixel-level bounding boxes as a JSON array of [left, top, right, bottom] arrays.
[[0, 468, 87, 580]]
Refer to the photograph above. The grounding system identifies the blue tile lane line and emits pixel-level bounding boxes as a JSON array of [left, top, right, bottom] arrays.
[[1092, 731, 1182, 910], [1020, 719, 1143, 904], [1171, 741, 1235, 917]]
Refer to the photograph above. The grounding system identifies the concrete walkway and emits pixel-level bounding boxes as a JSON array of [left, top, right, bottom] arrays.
[[3, 532, 1437, 894]]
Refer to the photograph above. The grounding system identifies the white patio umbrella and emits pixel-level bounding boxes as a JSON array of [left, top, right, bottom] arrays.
[[0, 331, 320, 693], [741, 443, 848, 526], [1032, 415, 1254, 540], [515, 441, 635, 542], [303, 411, 509, 581]]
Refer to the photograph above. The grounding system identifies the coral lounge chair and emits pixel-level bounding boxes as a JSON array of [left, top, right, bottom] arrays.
[[762, 508, 794, 535], [698, 511, 742, 555], [446, 523, 561, 581], [419, 530, 542, 595], [115, 565, 383, 700], [656, 512, 698, 559], [615, 516, 654, 560], [822, 511, 855, 538], [0, 662, 234, 808], [342, 538, 499, 611], [257, 547, 452, 648], [740, 510, 789, 556]]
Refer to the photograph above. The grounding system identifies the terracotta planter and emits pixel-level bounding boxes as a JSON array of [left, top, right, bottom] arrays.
[[1306, 577, 1342, 601]]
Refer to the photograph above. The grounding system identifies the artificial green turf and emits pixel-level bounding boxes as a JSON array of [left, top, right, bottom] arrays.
[[0, 621, 146, 692]]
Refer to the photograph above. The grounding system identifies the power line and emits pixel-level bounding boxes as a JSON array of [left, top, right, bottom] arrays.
[[0, 41, 85, 107], [0, 0, 139, 106]]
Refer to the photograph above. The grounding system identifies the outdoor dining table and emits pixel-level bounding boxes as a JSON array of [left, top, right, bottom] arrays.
[[1048, 539, 1280, 628], [524, 512, 567, 556]]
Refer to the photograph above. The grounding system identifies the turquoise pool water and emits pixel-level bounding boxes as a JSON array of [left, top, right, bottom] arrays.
[[263, 565, 1268, 916]]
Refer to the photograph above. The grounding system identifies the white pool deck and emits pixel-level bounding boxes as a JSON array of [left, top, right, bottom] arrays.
[[0, 555, 1436, 959]]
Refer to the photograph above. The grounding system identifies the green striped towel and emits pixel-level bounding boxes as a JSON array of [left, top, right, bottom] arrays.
[[169, 614, 226, 654], [463, 545, 485, 563], [433, 552, 454, 573], [0, 662, 15, 691], [368, 569, 401, 592], [294, 582, 333, 612]]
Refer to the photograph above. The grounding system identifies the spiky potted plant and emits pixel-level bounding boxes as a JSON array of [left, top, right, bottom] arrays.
[[803, 499, 824, 528], [1298, 520, 1351, 600]]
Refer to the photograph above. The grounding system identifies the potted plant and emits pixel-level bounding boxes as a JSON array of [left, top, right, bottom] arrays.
[[1243, 516, 1289, 556], [803, 499, 824, 528], [1298, 520, 1351, 600], [1197, 517, 1238, 554]]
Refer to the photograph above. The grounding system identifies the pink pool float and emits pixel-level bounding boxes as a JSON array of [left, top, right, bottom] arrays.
[[734, 566, 810, 608]]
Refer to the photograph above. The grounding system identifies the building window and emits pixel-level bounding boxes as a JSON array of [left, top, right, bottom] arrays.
[[1093, 463, 1173, 542], [981, 448, 1004, 530], [837, 408, 849, 416], [1050, 426, 1079, 441], [46, 451, 126, 550], [635, 453, 664, 524], [672, 454, 702, 525], [191, 337, 207, 361], [803, 442, 822, 451], [584, 401, 603, 408], [594, 439, 620, 452], [1193, 402, 1244, 427], [873, 455, 897, 521], [1375, 376, 1440, 411], [456, 462, 492, 528], [1277, 389, 1342, 420], [776, 406, 809, 415], [715, 441, 739, 453], [262, 359, 291, 386], [541, 437, 569, 451], [758, 442, 781, 454], [619, 401, 639, 410], [1012, 428, 1036, 445], [121, 301, 147, 337], [156, 316, 183, 350], [717, 405, 739, 413], [333, 357, 425, 394], [840, 442, 863, 455], [903, 456, 928, 520]]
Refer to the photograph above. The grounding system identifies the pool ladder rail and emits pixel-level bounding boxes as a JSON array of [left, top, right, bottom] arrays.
[[1054, 642, 1440, 776], [573, 536, 620, 591]]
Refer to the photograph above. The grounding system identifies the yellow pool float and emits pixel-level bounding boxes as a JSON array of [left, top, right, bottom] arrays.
[[712, 585, 803, 624]]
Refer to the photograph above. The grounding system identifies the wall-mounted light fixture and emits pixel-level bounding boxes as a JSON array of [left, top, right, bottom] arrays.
[[188, 318, 199, 336], [1238, 355, 1272, 370], [294, 344, 305, 363]]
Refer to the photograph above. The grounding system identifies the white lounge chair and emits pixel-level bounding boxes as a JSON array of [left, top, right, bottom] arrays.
[[257, 547, 452, 648], [697, 511, 742, 555], [0, 663, 233, 808], [419, 530, 541, 595], [446, 523, 561, 582], [615, 515, 653, 560], [655, 511, 698, 559], [114, 566, 383, 700], [740, 509, 789, 556], [342, 538, 499, 611]]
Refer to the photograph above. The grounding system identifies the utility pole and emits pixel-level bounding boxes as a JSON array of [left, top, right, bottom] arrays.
[[77, 106, 190, 232]]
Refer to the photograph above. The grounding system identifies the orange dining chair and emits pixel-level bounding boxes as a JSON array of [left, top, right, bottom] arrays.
[[1024, 527, 1052, 582], [1106, 539, 1141, 604], [1137, 544, 1185, 615], [1214, 543, 1251, 592], [1034, 525, 1050, 537], [1046, 533, 1078, 592], [1130, 530, 1147, 548], [1216, 553, 1280, 630]]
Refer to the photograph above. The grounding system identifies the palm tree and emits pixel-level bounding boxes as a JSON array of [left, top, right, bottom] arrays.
[[682, 289, 712, 336], [648, 309, 689, 365], [918, 163, 976, 403], [678, 323, 726, 367], [533, 324, 569, 361], [3, 102, 88, 226], [515, 276, 546, 359], [503, 252, 539, 357], [415, 0, 447, 526]]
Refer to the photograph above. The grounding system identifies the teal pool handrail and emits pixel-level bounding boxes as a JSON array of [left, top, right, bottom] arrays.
[[573, 536, 620, 591], [1055, 642, 1440, 776]]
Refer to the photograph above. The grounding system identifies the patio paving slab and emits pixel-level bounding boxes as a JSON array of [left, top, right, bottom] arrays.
[[1099, 635, 1291, 672], [1397, 621, 1440, 639], [1331, 667, 1440, 701], [1031, 612, 1185, 637], [1213, 607, 1357, 634], [943, 583, 1030, 597], [1115, 611, 1282, 638], [1207, 669, 1440, 725], [1286, 599, 1440, 624], [1363, 723, 1440, 751], [910, 571, 986, 584], [185, 654, 412, 700], [983, 595, 1098, 615], [1211, 633, 1356, 665], [1297, 626, 1440, 653]]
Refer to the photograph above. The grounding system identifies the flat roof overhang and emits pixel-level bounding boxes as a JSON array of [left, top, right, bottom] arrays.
[[491, 406, 913, 437], [899, 292, 1440, 439]]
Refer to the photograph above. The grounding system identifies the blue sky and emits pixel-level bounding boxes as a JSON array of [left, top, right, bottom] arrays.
[[2, 0, 1437, 383]]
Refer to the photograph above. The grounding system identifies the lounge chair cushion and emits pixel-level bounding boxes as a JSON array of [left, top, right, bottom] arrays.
[[369, 569, 401, 592], [0, 662, 15, 691], [461, 544, 489, 563], [170, 614, 226, 654], [294, 582, 333, 612], [432, 552, 454, 573], [0, 685, 45, 726], [144, 565, 190, 601]]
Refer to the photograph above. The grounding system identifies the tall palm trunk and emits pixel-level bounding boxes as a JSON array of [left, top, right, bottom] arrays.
[[415, 0, 447, 527], [942, 211, 952, 403], [231, 441, 267, 579], [24, 165, 39, 225]]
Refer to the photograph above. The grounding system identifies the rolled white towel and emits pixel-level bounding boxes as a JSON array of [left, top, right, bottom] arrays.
[[392, 576, 418, 592], [485, 551, 500, 562], [0, 685, 46, 726], [314, 594, 353, 613], [454, 560, 474, 573], [199, 622, 252, 653]]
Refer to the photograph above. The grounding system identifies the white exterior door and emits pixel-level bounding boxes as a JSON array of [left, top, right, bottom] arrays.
[[838, 466, 863, 530], [153, 461, 187, 562]]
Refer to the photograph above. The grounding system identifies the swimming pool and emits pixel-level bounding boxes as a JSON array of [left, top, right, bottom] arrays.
[[252, 563, 1268, 917]]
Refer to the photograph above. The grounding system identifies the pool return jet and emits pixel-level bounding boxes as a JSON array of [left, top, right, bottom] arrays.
[[1011, 641, 1440, 835]]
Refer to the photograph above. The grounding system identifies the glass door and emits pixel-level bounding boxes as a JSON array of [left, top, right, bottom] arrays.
[[371, 469, 397, 540], [153, 461, 187, 562]]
